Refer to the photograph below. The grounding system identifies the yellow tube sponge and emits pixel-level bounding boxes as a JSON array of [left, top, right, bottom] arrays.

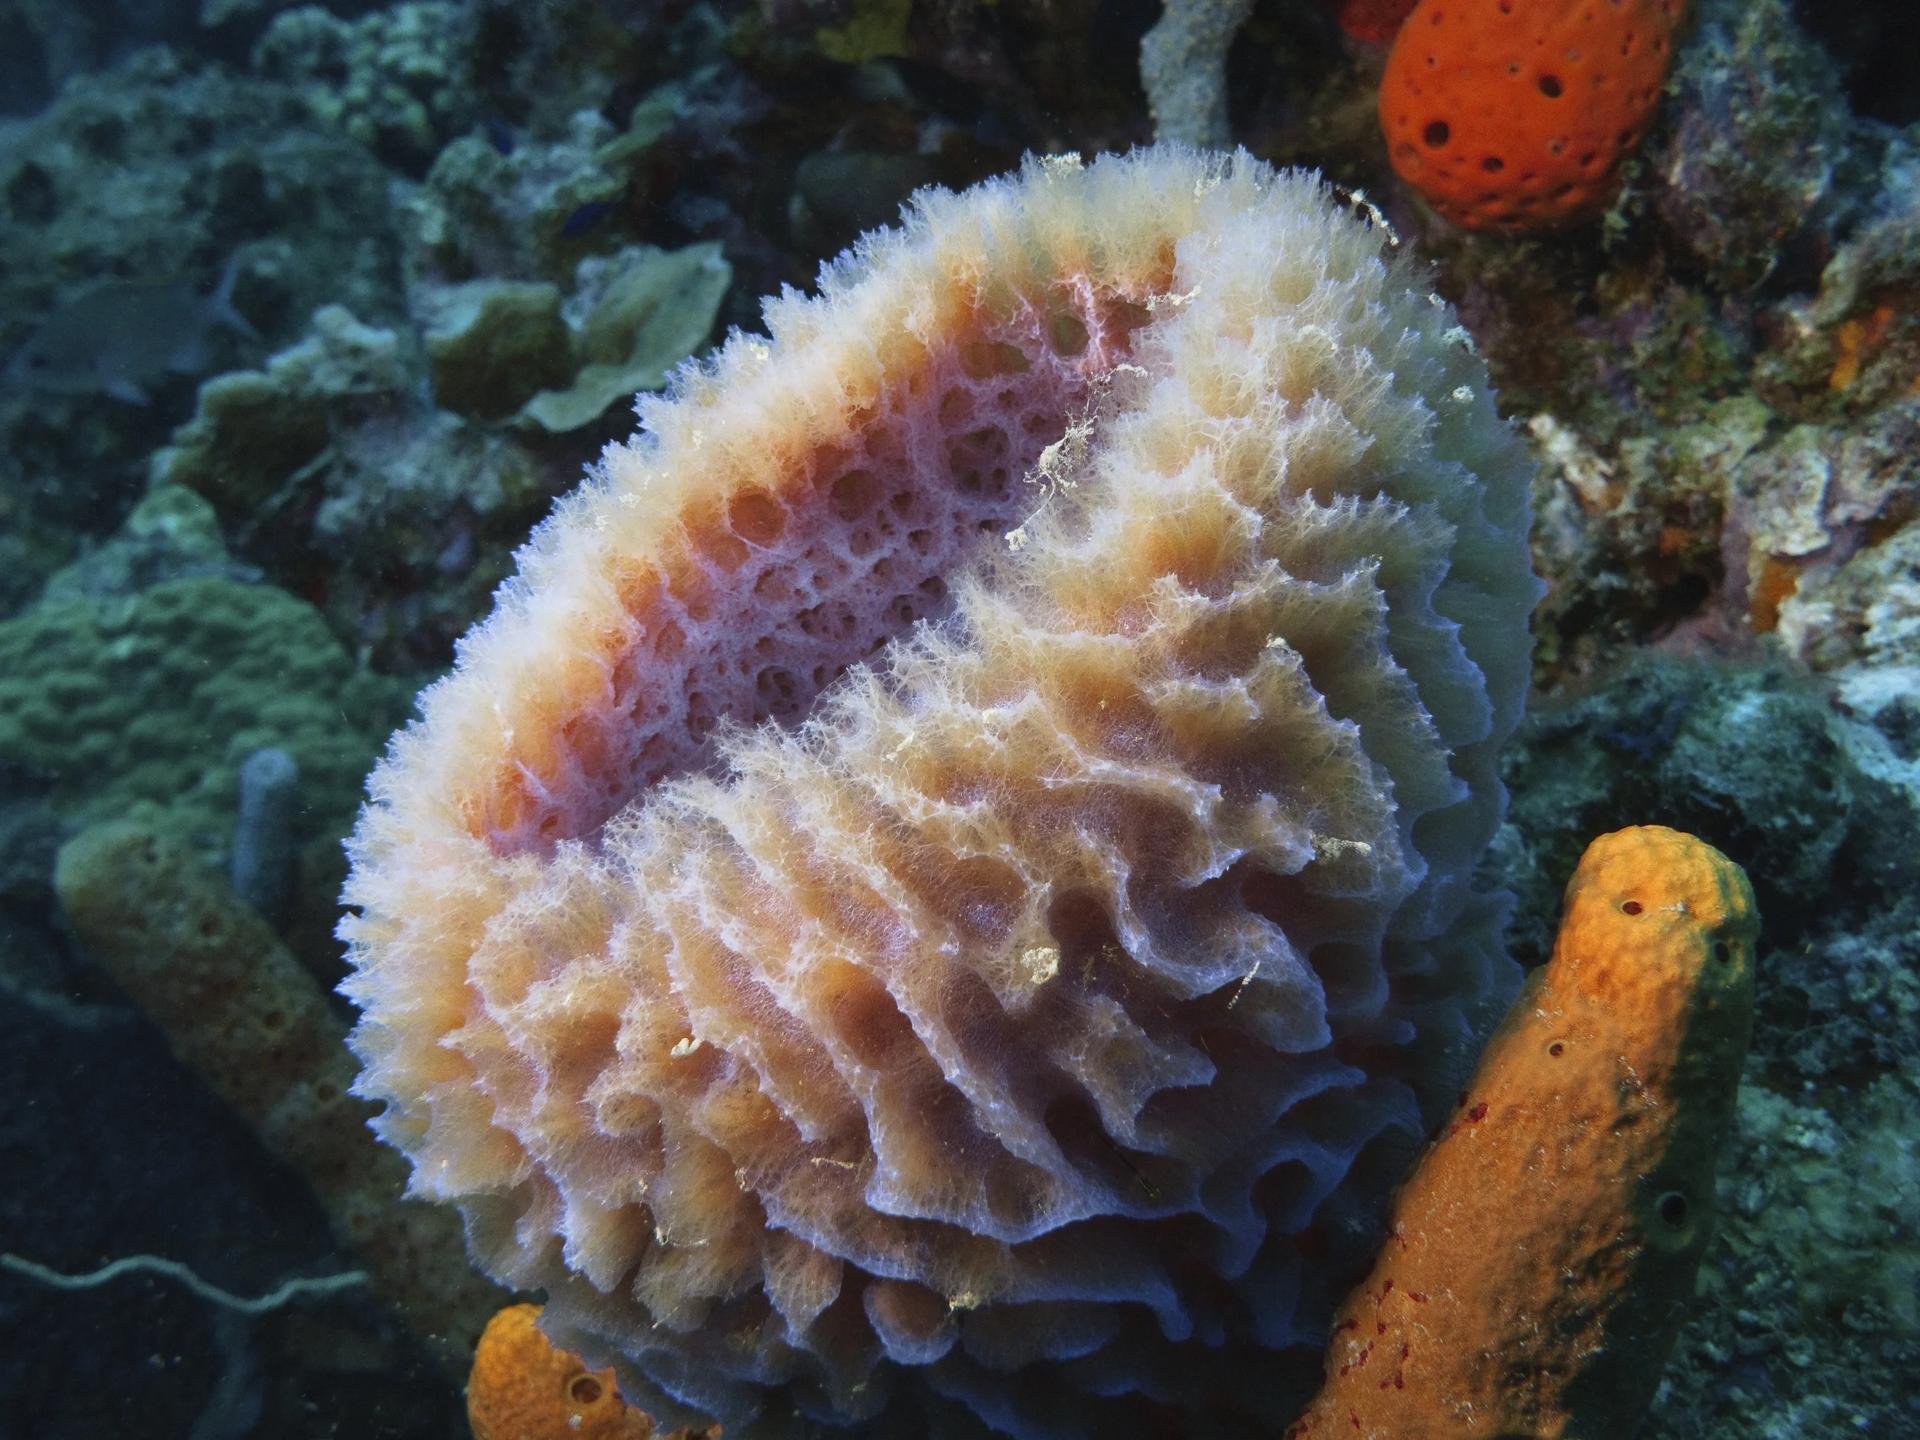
[[341, 147, 1540, 1436], [54, 823, 503, 1367], [1287, 826, 1759, 1439]]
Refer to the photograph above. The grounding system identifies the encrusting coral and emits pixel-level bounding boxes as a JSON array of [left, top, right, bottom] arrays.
[[341, 147, 1541, 1436], [1379, 0, 1690, 231], [1288, 825, 1758, 1438]]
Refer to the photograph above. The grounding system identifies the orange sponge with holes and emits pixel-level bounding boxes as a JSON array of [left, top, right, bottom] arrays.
[[1286, 826, 1757, 1438], [468, 1304, 678, 1440], [1379, 0, 1688, 230]]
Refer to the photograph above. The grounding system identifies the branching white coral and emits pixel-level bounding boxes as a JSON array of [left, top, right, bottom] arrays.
[[340, 147, 1539, 1438]]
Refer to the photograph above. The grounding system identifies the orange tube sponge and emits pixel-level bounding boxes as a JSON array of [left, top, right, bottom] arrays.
[[1287, 825, 1758, 1439], [1380, 0, 1689, 230], [469, 1303, 698, 1440], [342, 148, 1541, 1435]]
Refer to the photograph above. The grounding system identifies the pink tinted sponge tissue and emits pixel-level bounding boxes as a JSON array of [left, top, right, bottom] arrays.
[[339, 147, 1540, 1438]]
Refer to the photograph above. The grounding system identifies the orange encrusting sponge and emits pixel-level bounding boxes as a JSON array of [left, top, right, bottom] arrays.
[[468, 1304, 699, 1440], [1287, 826, 1758, 1438], [1380, 0, 1689, 230]]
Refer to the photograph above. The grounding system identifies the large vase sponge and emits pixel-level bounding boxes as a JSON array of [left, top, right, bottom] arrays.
[[341, 147, 1540, 1436]]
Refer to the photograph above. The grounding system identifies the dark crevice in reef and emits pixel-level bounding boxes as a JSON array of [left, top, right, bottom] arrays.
[[1792, 2, 1920, 125]]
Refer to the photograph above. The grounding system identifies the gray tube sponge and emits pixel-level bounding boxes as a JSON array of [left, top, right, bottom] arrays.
[[1140, 0, 1256, 148], [340, 148, 1540, 1437], [231, 745, 299, 925]]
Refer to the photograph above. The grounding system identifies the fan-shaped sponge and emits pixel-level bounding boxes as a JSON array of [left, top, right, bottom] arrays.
[[340, 148, 1539, 1438]]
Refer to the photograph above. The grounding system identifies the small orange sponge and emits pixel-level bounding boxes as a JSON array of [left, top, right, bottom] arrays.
[[467, 1304, 660, 1440], [1380, 0, 1688, 230]]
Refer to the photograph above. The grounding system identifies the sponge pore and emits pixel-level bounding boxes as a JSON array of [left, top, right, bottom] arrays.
[[340, 148, 1540, 1440]]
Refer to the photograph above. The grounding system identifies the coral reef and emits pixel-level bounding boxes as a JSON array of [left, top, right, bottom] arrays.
[[38, 482, 256, 600], [399, 108, 662, 289], [1652, 1072, 1920, 1438], [150, 238, 729, 670], [4, 0, 1916, 1434], [1500, 659, 1863, 962], [420, 279, 574, 422], [0, 562, 410, 962], [252, 2, 484, 173], [0, 47, 360, 330], [0, 40, 400, 604], [0, 0, 204, 115], [743, 0, 1139, 156], [1655, 0, 1852, 293], [151, 302, 410, 516], [1393, 0, 1917, 696], [1380, 0, 1689, 230], [149, 304, 545, 671], [515, 243, 733, 434], [342, 147, 1539, 1436], [1512, 329, 1919, 690], [1290, 826, 1757, 1438]]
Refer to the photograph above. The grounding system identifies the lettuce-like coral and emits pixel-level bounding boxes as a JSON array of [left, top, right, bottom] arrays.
[[340, 147, 1539, 1437]]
